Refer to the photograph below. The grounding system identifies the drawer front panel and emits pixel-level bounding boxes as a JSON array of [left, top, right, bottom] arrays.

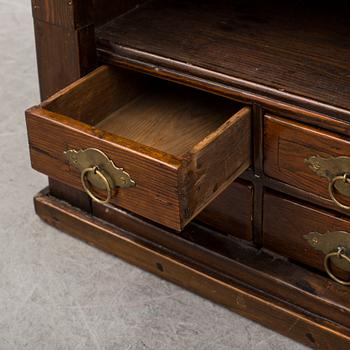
[[264, 115, 350, 207], [26, 109, 182, 229], [263, 192, 350, 281], [26, 66, 251, 231], [196, 180, 253, 240]]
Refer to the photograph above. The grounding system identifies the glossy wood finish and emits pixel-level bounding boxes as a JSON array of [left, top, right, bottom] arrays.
[[96, 0, 350, 122], [34, 191, 350, 349], [92, 199, 350, 331], [264, 115, 350, 211], [263, 192, 350, 281], [195, 180, 253, 240], [28, 1, 350, 347], [26, 65, 251, 230]]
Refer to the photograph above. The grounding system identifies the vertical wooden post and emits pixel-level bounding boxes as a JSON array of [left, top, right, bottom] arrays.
[[31, 0, 96, 209], [252, 103, 264, 246], [31, 1, 146, 211], [31, 0, 96, 100]]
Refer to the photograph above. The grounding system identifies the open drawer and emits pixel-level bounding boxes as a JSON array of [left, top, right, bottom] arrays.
[[26, 66, 251, 230]]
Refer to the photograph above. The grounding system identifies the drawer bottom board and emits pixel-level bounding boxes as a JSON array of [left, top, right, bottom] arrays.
[[34, 189, 350, 349]]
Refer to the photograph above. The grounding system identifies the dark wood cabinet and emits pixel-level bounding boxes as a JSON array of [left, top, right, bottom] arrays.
[[27, 1, 350, 348]]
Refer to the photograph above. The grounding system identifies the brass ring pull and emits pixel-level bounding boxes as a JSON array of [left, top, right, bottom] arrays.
[[81, 166, 112, 204], [324, 247, 350, 286], [328, 174, 350, 210]]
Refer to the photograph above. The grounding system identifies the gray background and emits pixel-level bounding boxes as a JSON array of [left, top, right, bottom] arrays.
[[0, 1, 309, 349]]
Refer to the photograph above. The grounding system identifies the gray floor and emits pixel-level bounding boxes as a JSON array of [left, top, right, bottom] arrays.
[[0, 1, 310, 349]]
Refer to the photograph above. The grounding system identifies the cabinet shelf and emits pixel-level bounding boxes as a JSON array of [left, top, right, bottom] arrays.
[[96, 0, 350, 120]]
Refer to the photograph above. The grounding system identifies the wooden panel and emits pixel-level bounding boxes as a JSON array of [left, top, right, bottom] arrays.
[[95, 86, 237, 156], [32, 0, 92, 28], [26, 65, 251, 230], [264, 115, 350, 209], [184, 107, 251, 223], [42, 66, 243, 157], [32, 0, 96, 100], [26, 108, 182, 230], [34, 20, 96, 100], [263, 192, 350, 281], [96, 0, 350, 121], [92, 192, 350, 329], [32, 0, 97, 210], [196, 180, 253, 240], [49, 178, 91, 212], [34, 191, 350, 349], [93, 0, 146, 26], [43, 65, 151, 125], [26, 106, 250, 230]]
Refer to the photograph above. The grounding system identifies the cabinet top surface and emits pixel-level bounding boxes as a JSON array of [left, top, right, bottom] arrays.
[[96, 0, 350, 120]]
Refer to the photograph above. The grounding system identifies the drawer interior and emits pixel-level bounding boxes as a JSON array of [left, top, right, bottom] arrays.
[[28, 65, 251, 230], [43, 66, 242, 157]]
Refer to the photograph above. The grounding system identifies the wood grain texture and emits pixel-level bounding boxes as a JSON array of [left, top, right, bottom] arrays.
[[34, 19, 96, 100], [183, 106, 251, 224], [27, 1, 350, 345], [32, 0, 92, 29], [34, 191, 350, 349], [264, 115, 350, 210], [96, 0, 350, 121], [263, 176, 350, 219], [263, 192, 350, 281], [92, 199, 350, 330], [26, 108, 182, 230], [32, 0, 150, 100], [251, 104, 264, 245], [196, 180, 253, 240], [26, 65, 250, 230], [96, 86, 238, 156], [44, 65, 243, 156], [31, 0, 98, 210], [43, 65, 151, 125]]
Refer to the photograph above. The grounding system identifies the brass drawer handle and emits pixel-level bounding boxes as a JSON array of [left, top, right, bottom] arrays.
[[324, 247, 350, 286], [81, 166, 112, 204], [329, 174, 350, 210], [305, 156, 350, 210], [64, 148, 135, 204], [304, 231, 350, 286]]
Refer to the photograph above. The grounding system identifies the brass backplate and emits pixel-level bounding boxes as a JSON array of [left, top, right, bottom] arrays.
[[303, 231, 350, 271], [64, 148, 135, 190], [305, 155, 350, 196]]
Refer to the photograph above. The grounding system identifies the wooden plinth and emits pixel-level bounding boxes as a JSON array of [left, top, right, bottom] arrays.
[[34, 190, 350, 349]]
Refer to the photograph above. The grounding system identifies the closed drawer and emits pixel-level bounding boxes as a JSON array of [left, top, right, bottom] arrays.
[[263, 192, 350, 283], [264, 114, 350, 210], [26, 66, 251, 231], [196, 180, 253, 240]]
